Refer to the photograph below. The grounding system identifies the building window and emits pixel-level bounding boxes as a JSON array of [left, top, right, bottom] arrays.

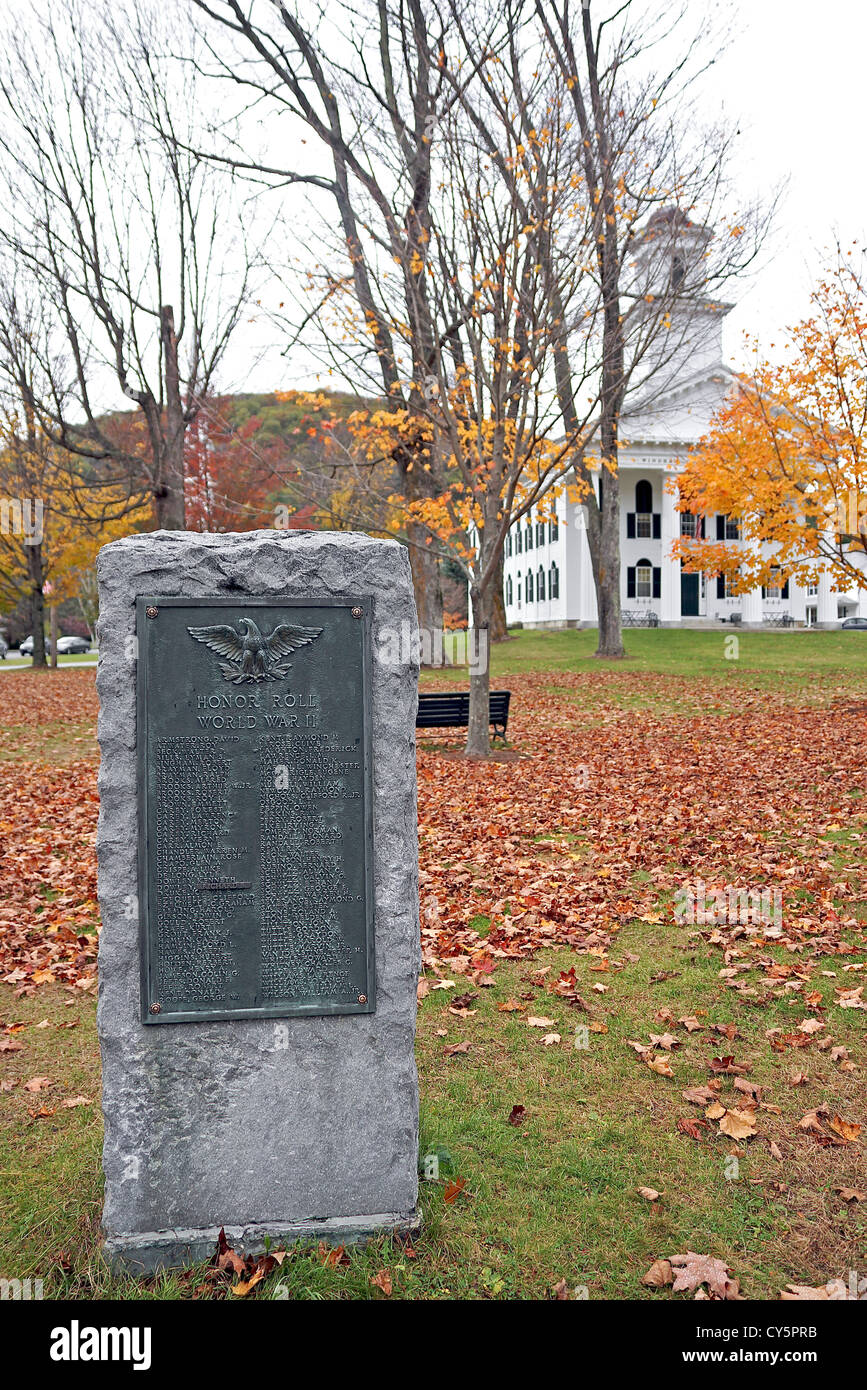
[[515, 527, 522, 554], [536, 516, 545, 547], [517, 579, 521, 608], [807, 581, 818, 597], [549, 561, 560, 599], [537, 565, 545, 600], [680, 512, 702, 538], [627, 479, 660, 540], [549, 514, 559, 543], [506, 575, 513, 605], [526, 569, 534, 602], [716, 572, 739, 599], [627, 560, 660, 599], [506, 531, 512, 558], [635, 480, 653, 538], [716, 513, 741, 540], [762, 567, 789, 600], [525, 522, 533, 550]]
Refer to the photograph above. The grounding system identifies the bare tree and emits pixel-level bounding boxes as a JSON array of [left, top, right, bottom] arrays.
[[191, 0, 768, 663], [442, 0, 771, 656], [270, 27, 601, 752], [189, 0, 494, 632], [415, 85, 590, 750], [0, 0, 258, 529]]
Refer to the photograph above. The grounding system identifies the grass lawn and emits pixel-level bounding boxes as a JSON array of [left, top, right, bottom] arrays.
[[435, 623, 867, 693], [0, 628, 864, 1300], [1, 653, 98, 671]]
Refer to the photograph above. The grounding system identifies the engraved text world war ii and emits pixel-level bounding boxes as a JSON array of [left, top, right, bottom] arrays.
[[96, 532, 420, 1273]]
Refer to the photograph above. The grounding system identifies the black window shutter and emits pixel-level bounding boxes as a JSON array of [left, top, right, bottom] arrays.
[[626, 512, 635, 539], [761, 586, 767, 600], [652, 513, 661, 539], [716, 514, 725, 540], [717, 575, 725, 598], [627, 567, 636, 599], [652, 567, 661, 599], [782, 579, 789, 599]]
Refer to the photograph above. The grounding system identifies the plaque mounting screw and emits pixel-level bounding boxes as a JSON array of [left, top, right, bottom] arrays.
[[146, 605, 159, 619], [149, 1002, 161, 1014], [351, 606, 363, 618], [358, 994, 367, 1004]]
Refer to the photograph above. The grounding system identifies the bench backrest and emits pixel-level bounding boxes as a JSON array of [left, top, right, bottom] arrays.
[[417, 690, 510, 727]]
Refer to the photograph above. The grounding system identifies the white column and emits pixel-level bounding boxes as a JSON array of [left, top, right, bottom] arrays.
[[742, 587, 762, 624], [788, 580, 807, 625], [578, 513, 597, 624], [660, 471, 681, 624], [817, 564, 837, 625]]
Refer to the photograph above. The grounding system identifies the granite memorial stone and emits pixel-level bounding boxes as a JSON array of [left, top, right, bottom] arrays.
[[96, 530, 420, 1273]]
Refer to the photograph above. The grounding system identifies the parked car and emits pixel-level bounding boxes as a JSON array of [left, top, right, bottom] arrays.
[[15, 634, 93, 656], [841, 616, 867, 630]]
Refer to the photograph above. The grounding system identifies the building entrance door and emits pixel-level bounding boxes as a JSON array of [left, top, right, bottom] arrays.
[[681, 570, 700, 616]]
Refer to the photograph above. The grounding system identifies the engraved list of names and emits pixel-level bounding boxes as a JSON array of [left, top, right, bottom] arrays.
[[137, 598, 374, 1024]]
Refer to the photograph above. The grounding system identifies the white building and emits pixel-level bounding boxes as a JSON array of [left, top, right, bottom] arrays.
[[504, 212, 867, 629]]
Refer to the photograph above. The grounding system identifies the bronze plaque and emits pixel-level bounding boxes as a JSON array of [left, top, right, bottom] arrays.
[[136, 597, 374, 1024]]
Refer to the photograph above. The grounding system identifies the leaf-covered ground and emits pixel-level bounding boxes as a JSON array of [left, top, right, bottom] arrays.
[[0, 632, 864, 1298]]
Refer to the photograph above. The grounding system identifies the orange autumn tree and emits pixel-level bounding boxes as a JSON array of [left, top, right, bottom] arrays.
[[337, 99, 599, 753], [674, 250, 867, 594], [348, 382, 584, 757], [0, 400, 149, 662]]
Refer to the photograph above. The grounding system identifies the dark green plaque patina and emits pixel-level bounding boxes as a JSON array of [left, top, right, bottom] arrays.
[[136, 597, 374, 1024]]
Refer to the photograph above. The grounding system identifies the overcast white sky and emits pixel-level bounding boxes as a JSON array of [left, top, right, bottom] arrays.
[[3, 0, 861, 401], [696, 0, 867, 369], [235, 0, 865, 394]]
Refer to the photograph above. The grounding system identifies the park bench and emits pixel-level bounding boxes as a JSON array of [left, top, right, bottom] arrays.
[[621, 610, 659, 628], [416, 690, 512, 743]]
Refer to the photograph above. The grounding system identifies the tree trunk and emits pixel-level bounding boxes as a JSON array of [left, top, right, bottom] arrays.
[[406, 519, 444, 661], [594, 468, 625, 658], [157, 305, 186, 530], [488, 546, 509, 641], [26, 542, 46, 668], [466, 584, 491, 757], [49, 604, 58, 668]]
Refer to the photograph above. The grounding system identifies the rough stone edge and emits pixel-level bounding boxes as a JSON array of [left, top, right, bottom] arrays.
[[104, 1208, 422, 1276]]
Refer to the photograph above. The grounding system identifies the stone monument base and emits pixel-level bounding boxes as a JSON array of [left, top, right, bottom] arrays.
[[106, 1208, 422, 1276]]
